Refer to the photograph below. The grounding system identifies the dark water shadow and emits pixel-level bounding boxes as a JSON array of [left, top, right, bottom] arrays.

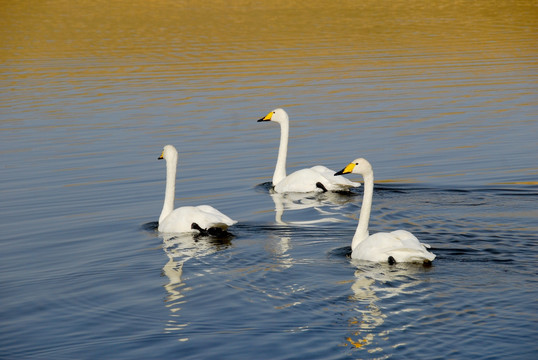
[[141, 221, 159, 232]]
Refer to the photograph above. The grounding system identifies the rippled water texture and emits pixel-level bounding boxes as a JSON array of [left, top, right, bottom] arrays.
[[1, 1, 537, 359]]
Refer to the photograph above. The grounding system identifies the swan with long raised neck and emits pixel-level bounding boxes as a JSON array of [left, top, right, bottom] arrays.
[[257, 108, 360, 193], [335, 158, 435, 264], [157, 145, 237, 234]]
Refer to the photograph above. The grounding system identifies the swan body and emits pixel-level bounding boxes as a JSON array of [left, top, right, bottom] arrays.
[[335, 158, 435, 264], [258, 108, 360, 193], [272, 166, 354, 193], [158, 145, 237, 234], [159, 205, 236, 234]]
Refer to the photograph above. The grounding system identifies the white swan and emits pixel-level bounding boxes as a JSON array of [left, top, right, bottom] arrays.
[[335, 158, 435, 264], [258, 108, 360, 193], [157, 145, 237, 234]]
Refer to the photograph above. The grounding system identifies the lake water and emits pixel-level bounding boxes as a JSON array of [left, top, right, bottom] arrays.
[[1, 1, 537, 359]]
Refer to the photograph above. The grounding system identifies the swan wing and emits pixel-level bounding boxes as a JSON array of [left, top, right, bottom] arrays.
[[390, 230, 433, 252], [194, 205, 238, 228]]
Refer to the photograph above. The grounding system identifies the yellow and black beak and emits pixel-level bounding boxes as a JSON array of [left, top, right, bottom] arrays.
[[334, 163, 355, 176], [158, 151, 164, 160], [257, 111, 273, 122]]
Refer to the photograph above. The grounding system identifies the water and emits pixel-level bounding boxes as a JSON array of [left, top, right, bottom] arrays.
[[1, 1, 537, 359]]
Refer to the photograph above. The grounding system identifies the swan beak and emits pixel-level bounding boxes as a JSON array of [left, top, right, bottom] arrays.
[[334, 163, 355, 176], [257, 111, 273, 122], [158, 152, 164, 160]]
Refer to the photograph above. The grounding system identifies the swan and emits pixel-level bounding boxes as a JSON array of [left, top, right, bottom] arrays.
[[257, 108, 360, 193], [157, 145, 237, 234], [335, 158, 435, 264]]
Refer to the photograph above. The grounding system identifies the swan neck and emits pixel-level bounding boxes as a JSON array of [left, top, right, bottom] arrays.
[[352, 171, 374, 250], [272, 194, 285, 225], [160, 155, 177, 224], [273, 119, 288, 186]]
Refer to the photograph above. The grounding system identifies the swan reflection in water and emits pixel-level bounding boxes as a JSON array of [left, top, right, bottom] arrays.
[[345, 262, 433, 353], [160, 232, 232, 339], [264, 191, 356, 274], [243, 191, 357, 302], [270, 190, 357, 226]]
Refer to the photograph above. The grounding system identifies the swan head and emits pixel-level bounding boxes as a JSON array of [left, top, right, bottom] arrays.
[[158, 144, 178, 162], [257, 108, 289, 124], [334, 158, 372, 176]]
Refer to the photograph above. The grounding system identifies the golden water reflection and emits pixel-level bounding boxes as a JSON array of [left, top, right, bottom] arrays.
[[2, 0, 536, 65], [2, 0, 535, 185]]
